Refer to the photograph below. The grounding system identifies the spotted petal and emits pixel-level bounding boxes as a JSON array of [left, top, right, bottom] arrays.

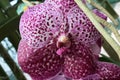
[[18, 40, 63, 80], [81, 62, 120, 80], [19, 3, 64, 48], [63, 42, 96, 79]]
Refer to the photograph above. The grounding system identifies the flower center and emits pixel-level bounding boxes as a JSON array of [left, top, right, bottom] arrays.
[[56, 34, 71, 55]]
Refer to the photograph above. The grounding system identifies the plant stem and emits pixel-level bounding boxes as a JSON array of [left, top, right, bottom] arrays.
[[92, 12, 120, 44], [75, 0, 120, 59], [0, 44, 26, 80], [87, 0, 118, 26]]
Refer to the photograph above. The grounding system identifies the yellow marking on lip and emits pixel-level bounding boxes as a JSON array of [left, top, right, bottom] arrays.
[[23, 6, 28, 11]]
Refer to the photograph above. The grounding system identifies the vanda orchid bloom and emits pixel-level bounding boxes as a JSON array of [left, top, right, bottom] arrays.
[[18, 0, 120, 80]]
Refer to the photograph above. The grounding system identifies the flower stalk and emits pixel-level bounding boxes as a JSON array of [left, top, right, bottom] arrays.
[[92, 12, 120, 44]]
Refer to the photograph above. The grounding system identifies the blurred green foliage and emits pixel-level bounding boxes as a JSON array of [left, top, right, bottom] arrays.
[[108, 0, 120, 3]]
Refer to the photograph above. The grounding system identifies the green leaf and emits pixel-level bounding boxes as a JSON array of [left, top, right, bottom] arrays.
[[100, 54, 120, 66], [108, 0, 120, 3], [0, 15, 20, 42]]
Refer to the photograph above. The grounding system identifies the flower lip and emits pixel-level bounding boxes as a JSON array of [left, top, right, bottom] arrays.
[[57, 34, 71, 48], [56, 34, 71, 55]]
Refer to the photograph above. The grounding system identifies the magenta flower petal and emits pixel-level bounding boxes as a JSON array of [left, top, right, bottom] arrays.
[[67, 5, 101, 45], [19, 3, 64, 48], [96, 62, 120, 80], [80, 62, 120, 80], [63, 42, 96, 79], [79, 73, 101, 80], [45, 0, 76, 14], [18, 40, 63, 80], [89, 38, 102, 59]]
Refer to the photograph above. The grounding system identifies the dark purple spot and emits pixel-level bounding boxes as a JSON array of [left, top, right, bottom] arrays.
[[49, 33, 53, 35], [52, 25, 55, 27], [77, 28, 80, 30], [47, 22, 50, 26], [44, 37, 47, 41]]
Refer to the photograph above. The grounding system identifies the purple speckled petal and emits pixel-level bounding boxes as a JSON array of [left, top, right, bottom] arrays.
[[96, 62, 120, 80], [45, 0, 87, 14], [67, 5, 101, 45], [18, 40, 63, 80], [80, 62, 120, 80], [19, 3, 64, 48], [79, 73, 101, 80], [63, 42, 97, 79], [45, 0, 76, 14], [89, 38, 102, 59]]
